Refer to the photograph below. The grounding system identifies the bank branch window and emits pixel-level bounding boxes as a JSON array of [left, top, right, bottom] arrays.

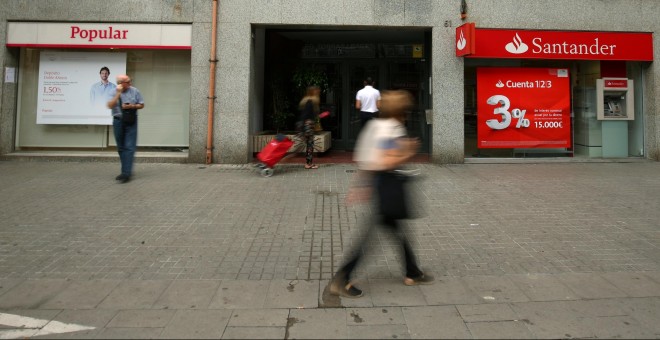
[[16, 48, 191, 149], [476, 67, 571, 150], [464, 60, 646, 159], [457, 25, 651, 159]]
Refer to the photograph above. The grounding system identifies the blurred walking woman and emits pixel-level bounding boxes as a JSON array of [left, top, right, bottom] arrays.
[[298, 86, 321, 169], [330, 90, 434, 298]]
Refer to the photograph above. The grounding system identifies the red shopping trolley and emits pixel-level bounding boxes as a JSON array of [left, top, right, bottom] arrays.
[[255, 134, 295, 177]]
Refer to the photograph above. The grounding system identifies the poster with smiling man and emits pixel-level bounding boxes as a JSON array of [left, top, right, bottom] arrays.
[[37, 51, 126, 125]]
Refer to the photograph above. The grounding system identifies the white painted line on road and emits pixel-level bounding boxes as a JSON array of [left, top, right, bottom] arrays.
[[0, 313, 95, 339], [0, 330, 39, 339]]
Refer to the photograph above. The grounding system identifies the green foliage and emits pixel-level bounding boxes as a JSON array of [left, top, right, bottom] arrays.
[[270, 72, 294, 132], [292, 66, 329, 95], [267, 65, 330, 132]]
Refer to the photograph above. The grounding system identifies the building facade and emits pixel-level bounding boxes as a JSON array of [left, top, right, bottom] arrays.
[[1, 0, 658, 164]]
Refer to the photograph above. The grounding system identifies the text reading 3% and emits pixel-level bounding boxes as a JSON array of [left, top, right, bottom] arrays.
[[512, 109, 530, 128], [485, 95, 530, 130]]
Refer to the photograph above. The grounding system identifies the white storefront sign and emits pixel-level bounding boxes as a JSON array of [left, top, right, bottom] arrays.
[[7, 22, 191, 125], [7, 22, 191, 49]]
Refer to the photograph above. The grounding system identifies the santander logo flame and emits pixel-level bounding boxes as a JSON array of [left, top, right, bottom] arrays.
[[496, 80, 505, 88], [505, 33, 528, 54], [457, 30, 467, 50]]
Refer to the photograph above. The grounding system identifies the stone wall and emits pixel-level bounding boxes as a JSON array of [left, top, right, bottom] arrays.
[[0, 0, 658, 163]]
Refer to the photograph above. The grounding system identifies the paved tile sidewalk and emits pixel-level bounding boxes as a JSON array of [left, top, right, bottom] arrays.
[[0, 160, 658, 338]]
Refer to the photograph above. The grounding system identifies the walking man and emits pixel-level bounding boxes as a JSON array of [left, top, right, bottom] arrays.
[[355, 77, 381, 130], [107, 74, 144, 183]]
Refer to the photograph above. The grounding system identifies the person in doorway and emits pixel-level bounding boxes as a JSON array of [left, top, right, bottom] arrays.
[[298, 85, 322, 169], [330, 89, 433, 298], [355, 77, 381, 130], [107, 74, 144, 183], [90, 67, 116, 108]]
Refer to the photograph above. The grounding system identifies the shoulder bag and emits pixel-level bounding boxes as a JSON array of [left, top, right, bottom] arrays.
[[119, 96, 137, 125], [376, 171, 410, 220]]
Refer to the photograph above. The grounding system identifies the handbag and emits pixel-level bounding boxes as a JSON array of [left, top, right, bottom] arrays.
[[119, 97, 137, 125], [375, 171, 410, 220], [122, 109, 137, 125]]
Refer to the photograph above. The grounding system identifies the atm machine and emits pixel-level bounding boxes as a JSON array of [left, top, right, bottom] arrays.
[[596, 78, 634, 157]]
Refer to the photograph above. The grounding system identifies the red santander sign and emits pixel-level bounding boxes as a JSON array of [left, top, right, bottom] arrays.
[[477, 68, 571, 149], [456, 26, 653, 61], [604, 79, 628, 88], [455, 23, 475, 57]]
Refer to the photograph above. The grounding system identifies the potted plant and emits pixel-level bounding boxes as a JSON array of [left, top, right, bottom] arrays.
[[270, 81, 293, 133], [253, 65, 332, 153], [292, 66, 329, 94], [266, 69, 295, 133]]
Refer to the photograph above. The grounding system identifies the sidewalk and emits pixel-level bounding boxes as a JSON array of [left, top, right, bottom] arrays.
[[0, 160, 658, 339]]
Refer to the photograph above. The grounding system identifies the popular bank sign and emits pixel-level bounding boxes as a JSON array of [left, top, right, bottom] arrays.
[[7, 22, 192, 49], [456, 24, 653, 61]]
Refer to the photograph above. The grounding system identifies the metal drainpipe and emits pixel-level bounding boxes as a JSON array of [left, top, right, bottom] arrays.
[[206, 0, 219, 164]]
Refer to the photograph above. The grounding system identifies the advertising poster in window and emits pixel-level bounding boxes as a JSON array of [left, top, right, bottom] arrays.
[[37, 51, 126, 125], [477, 67, 571, 149]]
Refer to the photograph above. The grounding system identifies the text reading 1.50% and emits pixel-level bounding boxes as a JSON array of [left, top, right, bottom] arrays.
[[43, 86, 62, 94]]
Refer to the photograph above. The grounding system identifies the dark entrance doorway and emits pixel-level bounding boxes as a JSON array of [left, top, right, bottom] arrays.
[[264, 28, 431, 152]]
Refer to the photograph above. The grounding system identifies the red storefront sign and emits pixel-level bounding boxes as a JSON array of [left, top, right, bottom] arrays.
[[477, 68, 571, 149], [604, 79, 628, 88], [456, 26, 653, 61], [455, 23, 475, 57]]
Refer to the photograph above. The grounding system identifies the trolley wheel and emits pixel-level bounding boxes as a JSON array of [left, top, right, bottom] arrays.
[[261, 168, 274, 177]]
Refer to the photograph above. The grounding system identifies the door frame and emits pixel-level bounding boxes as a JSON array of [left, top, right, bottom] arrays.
[[296, 58, 431, 151]]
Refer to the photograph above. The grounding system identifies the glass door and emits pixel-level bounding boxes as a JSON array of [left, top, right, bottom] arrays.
[[386, 60, 430, 152], [342, 60, 429, 151], [344, 62, 380, 150], [314, 63, 341, 147], [300, 60, 429, 151]]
